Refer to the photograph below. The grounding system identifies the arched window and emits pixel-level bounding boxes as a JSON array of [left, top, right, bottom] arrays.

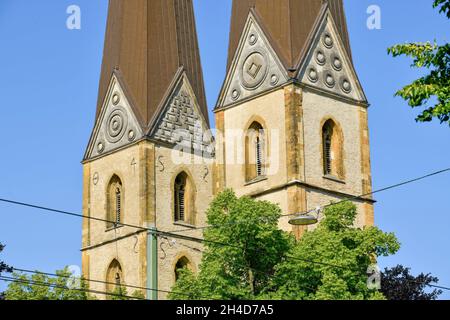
[[106, 259, 123, 293], [322, 119, 344, 179], [245, 121, 266, 182], [174, 172, 195, 225], [174, 256, 192, 281], [107, 175, 123, 229]]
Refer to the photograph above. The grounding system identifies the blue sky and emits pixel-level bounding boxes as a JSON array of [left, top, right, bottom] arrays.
[[0, 0, 449, 298]]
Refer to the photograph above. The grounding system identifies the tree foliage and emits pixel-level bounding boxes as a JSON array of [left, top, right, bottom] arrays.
[[381, 265, 442, 300], [434, 0, 450, 18], [267, 202, 399, 300], [0, 243, 12, 275], [170, 190, 292, 300], [0, 242, 12, 300], [107, 286, 145, 300], [3, 267, 145, 300], [170, 190, 400, 300], [388, 0, 450, 125], [4, 268, 92, 300]]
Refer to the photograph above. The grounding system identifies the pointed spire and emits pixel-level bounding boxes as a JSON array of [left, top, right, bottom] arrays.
[[96, 0, 209, 129], [227, 0, 352, 74]]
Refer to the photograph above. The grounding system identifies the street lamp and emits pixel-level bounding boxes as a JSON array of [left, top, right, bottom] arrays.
[[288, 207, 321, 226]]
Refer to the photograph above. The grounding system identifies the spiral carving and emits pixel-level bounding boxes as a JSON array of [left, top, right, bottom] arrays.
[[106, 108, 128, 143]]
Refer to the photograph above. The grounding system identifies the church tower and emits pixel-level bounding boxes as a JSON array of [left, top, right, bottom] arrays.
[[213, 0, 374, 236], [81, 0, 213, 299]]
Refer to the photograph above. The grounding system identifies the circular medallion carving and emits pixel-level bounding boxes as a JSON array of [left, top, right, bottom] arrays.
[[270, 74, 279, 86], [331, 54, 343, 71], [340, 77, 352, 93], [231, 89, 241, 101], [97, 141, 105, 154], [249, 33, 258, 45], [128, 129, 136, 141], [241, 52, 269, 90], [324, 71, 336, 88], [316, 50, 326, 65], [93, 172, 99, 185], [106, 108, 128, 143], [112, 92, 120, 105], [323, 32, 334, 49], [307, 66, 319, 83]]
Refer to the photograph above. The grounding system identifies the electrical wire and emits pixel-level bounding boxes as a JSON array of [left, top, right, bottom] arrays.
[[0, 275, 144, 300], [1, 196, 449, 292], [280, 166, 450, 218], [10, 267, 199, 299], [160, 237, 450, 291], [165, 167, 450, 233], [162, 235, 450, 294], [1, 167, 448, 240], [0, 167, 449, 295]]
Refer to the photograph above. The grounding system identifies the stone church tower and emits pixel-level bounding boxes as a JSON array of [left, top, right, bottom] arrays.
[[214, 0, 374, 237], [81, 0, 213, 299], [81, 0, 374, 300]]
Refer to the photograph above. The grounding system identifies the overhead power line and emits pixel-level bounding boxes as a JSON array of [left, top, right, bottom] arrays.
[[281, 167, 450, 218], [11, 267, 199, 299], [166, 167, 450, 233], [0, 275, 144, 300], [0, 167, 449, 272], [0, 167, 449, 294], [161, 235, 450, 293], [1, 167, 448, 237]]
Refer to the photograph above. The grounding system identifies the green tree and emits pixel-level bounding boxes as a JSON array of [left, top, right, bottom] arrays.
[[4, 266, 145, 300], [169, 190, 293, 300], [268, 202, 400, 300], [107, 286, 145, 300], [381, 265, 442, 300], [0, 242, 12, 300], [170, 191, 400, 300], [388, 0, 450, 125], [4, 268, 92, 300]]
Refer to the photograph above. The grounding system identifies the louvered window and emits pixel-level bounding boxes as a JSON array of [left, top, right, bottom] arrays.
[[115, 187, 121, 224], [175, 174, 187, 222], [106, 259, 123, 293], [256, 136, 263, 177], [324, 129, 332, 175], [107, 175, 123, 229], [177, 188, 185, 221], [322, 119, 344, 179]]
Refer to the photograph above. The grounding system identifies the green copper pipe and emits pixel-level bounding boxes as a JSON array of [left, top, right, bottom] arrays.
[[147, 225, 158, 300]]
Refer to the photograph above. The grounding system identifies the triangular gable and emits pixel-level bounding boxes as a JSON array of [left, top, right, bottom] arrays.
[[297, 8, 367, 103], [148, 70, 213, 155], [216, 10, 289, 109], [84, 73, 144, 160]]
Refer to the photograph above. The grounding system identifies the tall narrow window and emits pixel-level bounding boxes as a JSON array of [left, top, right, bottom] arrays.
[[115, 187, 121, 224], [256, 136, 263, 177], [174, 172, 195, 224], [175, 256, 192, 281], [106, 259, 123, 293], [174, 175, 186, 222], [322, 119, 344, 179], [323, 125, 333, 175], [246, 121, 265, 182], [107, 175, 123, 229], [115, 272, 121, 286]]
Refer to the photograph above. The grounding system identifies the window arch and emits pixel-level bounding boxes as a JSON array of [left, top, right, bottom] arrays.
[[322, 119, 344, 179], [174, 256, 192, 281], [174, 172, 195, 225], [245, 121, 266, 182], [107, 175, 123, 229], [106, 259, 123, 293]]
